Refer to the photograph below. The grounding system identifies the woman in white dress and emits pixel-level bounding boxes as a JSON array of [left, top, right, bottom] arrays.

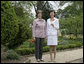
[[47, 10, 59, 62]]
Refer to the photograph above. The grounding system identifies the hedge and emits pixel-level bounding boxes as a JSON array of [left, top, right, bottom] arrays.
[[15, 42, 83, 55], [15, 48, 35, 55]]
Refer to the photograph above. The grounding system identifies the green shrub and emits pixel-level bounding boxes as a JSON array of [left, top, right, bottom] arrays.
[[75, 42, 83, 47], [19, 45, 29, 48], [13, 6, 33, 48], [1, 1, 33, 49], [6, 50, 20, 60], [14, 23, 32, 47], [43, 46, 49, 52], [15, 48, 34, 55], [15, 46, 49, 55], [57, 45, 67, 50], [68, 44, 76, 48], [23, 40, 30, 46], [1, 1, 19, 48], [21, 40, 34, 48], [1, 45, 8, 60], [43, 40, 47, 47], [18, 41, 30, 48], [15, 40, 83, 55]]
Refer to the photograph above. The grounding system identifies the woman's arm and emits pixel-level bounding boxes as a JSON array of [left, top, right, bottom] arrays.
[[44, 20, 47, 38], [54, 19, 59, 30], [46, 19, 49, 36], [32, 20, 36, 38]]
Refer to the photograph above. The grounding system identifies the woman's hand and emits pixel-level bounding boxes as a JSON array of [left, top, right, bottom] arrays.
[[51, 24, 54, 27], [33, 37, 36, 41], [45, 37, 47, 40]]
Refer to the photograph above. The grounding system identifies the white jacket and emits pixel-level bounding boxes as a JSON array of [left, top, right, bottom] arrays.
[[47, 17, 59, 36]]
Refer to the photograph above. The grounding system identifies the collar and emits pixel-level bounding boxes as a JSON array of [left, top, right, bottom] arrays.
[[50, 17, 56, 21], [37, 18, 43, 21]]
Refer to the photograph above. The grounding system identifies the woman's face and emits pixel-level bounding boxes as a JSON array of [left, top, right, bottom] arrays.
[[38, 13, 42, 19], [50, 12, 54, 18]]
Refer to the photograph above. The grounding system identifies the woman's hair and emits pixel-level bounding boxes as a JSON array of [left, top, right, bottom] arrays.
[[49, 10, 55, 13], [37, 10, 42, 15]]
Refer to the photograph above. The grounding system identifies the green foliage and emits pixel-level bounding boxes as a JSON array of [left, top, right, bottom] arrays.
[[59, 13, 83, 37], [15, 46, 49, 55], [1, 1, 83, 52], [14, 22, 32, 47], [57, 1, 83, 38], [15, 48, 34, 55], [13, 4, 33, 47], [15, 38, 83, 55], [17, 40, 34, 48], [43, 40, 47, 47], [36, 1, 53, 20], [6, 49, 20, 60], [43, 46, 49, 52], [1, 1, 19, 48], [57, 1, 83, 18], [1, 1, 33, 49], [1, 45, 8, 60]]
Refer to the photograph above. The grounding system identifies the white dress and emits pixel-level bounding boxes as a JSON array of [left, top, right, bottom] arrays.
[[47, 17, 59, 45]]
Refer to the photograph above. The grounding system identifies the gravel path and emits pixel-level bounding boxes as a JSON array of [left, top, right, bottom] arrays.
[[24, 48, 83, 63]]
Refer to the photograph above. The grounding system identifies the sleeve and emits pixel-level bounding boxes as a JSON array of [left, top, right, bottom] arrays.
[[44, 20, 47, 37], [32, 20, 36, 38], [54, 19, 59, 30], [46, 19, 48, 36], [46, 19, 50, 36]]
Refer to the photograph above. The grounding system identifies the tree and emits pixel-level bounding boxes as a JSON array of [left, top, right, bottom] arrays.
[[58, 1, 83, 38], [1, 1, 34, 49], [11, 1, 34, 48], [32, 1, 53, 20], [60, 12, 83, 38], [1, 1, 19, 48], [56, 1, 83, 19]]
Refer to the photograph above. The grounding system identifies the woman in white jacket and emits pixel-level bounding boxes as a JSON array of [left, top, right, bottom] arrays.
[[47, 10, 59, 62]]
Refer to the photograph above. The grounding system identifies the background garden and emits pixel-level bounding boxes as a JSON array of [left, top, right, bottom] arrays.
[[1, 1, 83, 60]]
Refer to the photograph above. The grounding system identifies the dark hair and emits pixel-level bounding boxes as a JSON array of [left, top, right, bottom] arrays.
[[50, 10, 55, 13], [37, 10, 42, 15]]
